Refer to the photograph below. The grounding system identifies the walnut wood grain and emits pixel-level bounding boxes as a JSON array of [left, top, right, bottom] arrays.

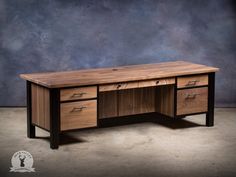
[[99, 78, 175, 92], [177, 74, 208, 88], [156, 85, 174, 117], [60, 86, 97, 101], [60, 100, 97, 131], [31, 83, 50, 130], [99, 91, 118, 118], [177, 87, 208, 115], [118, 87, 155, 116], [20, 61, 219, 88]]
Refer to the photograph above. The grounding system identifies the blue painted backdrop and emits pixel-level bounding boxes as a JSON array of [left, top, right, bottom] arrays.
[[0, 0, 236, 106]]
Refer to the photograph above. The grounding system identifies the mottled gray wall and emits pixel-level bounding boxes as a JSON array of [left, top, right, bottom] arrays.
[[0, 0, 236, 107]]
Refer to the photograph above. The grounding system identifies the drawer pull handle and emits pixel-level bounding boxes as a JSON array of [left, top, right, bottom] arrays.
[[185, 93, 200, 99], [71, 106, 87, 112], [71, 92, 87, 97], [117, 84, 122, 89], [156, 80, 160, 85], [186, 80, 199, 86]]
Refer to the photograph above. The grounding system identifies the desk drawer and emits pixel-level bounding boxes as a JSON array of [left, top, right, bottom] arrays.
[[138, 78, 175, 88], [60, 100, 97, 130], [99, 78, 175, 92], [177, 87, 208, 115], [60, 86, 97, 101], [99, 82, 138, 92], [177, 75, 208, 88]]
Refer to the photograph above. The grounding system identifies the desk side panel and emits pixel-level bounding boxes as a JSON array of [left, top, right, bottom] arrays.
[[31, 83, 50, 130], [99, 91, 118, 118]]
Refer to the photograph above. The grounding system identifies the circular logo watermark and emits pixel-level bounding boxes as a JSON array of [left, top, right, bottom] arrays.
[[10, 151, 35, 172]]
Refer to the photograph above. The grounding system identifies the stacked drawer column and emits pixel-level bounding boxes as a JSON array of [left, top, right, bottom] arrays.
[[60, 86, 97, 131], [175, 73, 215, 126]]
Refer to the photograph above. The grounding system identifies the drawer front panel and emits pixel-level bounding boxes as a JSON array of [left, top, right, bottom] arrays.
[[177, 87, 208, 115], [60, 100, 97, 130], [138, 78, 175, 88], [60, 86, 97, 101], [177, 75, 208, 88], [99, 82, 139, 92], [99, 78, 175, 92]]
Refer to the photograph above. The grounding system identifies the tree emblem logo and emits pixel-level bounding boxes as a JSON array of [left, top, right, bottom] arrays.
[[10, 151, 35, 172]]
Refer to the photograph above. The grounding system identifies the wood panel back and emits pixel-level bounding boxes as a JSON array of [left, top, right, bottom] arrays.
[[118, 87, 155, 116], [155, 85, 174, 117], [99, 91, 118, 119], [31, 83, 50, 130]]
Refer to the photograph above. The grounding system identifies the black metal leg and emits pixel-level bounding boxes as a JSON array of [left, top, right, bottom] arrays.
[[206, 73, 215, 126], [50, 88, 60, 149], [26, 81, 35, 138], [174, 77, 177, 119]]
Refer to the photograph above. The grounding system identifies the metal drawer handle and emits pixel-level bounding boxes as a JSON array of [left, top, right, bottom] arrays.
[[71, 92, 86, 97], [185, 93, 200, 99], [117, 84, 122, 89], [71, 106, 87, 112], [156, 80, 160, 85], [186, 80, 199, 86]]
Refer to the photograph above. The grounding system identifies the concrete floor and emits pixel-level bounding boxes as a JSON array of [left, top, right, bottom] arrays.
[[0, 108, 236, 177]]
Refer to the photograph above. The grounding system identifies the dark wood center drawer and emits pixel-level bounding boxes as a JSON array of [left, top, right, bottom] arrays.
[[60, 100, 97, 131], [177, 75, 208, 88], [60, 86, 97, 101], [177, 87, 208, 115]]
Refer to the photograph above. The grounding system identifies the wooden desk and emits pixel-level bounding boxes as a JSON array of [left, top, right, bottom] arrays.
[[20, 61, 219, 149]]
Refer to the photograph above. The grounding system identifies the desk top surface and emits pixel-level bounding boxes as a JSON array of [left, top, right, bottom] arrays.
[[20, 61, 219, 88]]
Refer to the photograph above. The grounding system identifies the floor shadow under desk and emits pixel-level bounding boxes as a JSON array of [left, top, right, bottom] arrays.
[[99, 113, 204, 130], [152, 114, 204, 129], [33, 113, 204, 146], [33, 134, 87, 145], [59, 134, 87, 145]]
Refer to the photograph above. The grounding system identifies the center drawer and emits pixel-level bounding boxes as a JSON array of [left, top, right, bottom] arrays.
[[60, 100, 97, 131], [99, 78, 175, 92]]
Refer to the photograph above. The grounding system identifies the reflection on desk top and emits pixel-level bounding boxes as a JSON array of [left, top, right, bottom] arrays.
[[20, 61, 219, 88]]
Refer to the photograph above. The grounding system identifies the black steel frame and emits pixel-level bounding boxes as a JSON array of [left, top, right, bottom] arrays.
[[206, 72, 215, 126], [49, 88, 60, 149], [27, 81, 35, 138]]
